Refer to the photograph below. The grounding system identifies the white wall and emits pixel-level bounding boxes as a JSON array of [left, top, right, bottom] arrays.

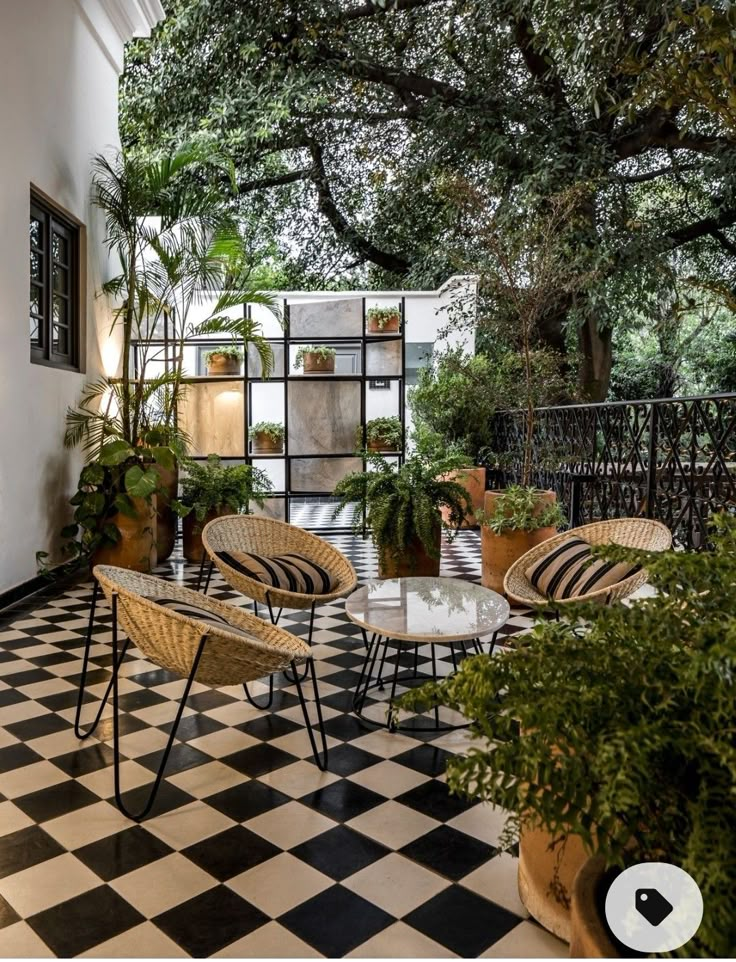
[[0, 0, 159, 594]]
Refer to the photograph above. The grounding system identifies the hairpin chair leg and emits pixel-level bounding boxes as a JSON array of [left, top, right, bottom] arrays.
[[243, 674, 274, 709], [195, 552, 208, 591], [74, 579, 130, 740], [292, 657, 328, 770], [203, 559, 215, 594], [112, 594, 208, 822], [282, 598, 313, 684]]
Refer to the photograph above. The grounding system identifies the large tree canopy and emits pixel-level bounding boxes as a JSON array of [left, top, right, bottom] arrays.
[[121, 0, 736, 398]]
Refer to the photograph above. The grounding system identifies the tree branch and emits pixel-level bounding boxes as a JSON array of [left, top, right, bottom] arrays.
[[236, 168, 312, 193], [665, 208, 736, 249], [618, 162, 699, 183], [513, 16, 569, 115], [308, 141, 411, 274], [342, 0, 444, 21]]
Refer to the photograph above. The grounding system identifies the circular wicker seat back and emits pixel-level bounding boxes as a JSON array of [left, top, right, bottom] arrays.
[[202, 515, 358, 609], [94, 566, 310, 687], [503, 518, 673, 608]]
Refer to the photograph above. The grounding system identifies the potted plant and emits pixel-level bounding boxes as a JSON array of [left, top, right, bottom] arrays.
[[476, 484, 565, 592], [205, 343, 244, 375], [250, 421, 285, 454], [332, 453, 470, 577], [294, 345, 337, 374], [180, 454, 272, 562], [366, 305, 401, 333], [409, 347, 499, 527], [357, 416, 403, 453], [396, 517, 736, 958]]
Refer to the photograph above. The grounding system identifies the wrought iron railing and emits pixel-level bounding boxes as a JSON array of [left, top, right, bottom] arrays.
[[491, 393, 736, 549]]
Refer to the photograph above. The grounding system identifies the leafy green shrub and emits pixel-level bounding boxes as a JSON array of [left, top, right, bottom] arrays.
[[476, 484, 565, 534], [357, 416, 403, 450], [332, 453, 470, 563], [250, 421, 285, 443], [397, 514, 736, 958], [294, 345, 337, 369], [180, 455, 272, 522]]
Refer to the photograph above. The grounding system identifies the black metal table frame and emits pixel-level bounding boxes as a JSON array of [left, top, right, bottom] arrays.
[[352, 626, 500, 732]]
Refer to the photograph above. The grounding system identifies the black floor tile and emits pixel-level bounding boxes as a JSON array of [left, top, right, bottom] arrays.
[[0, 742, 42, 773], [137, 743, 212, 776], [238, 714, 301, 741], [396, 778, 477, 822], [393, 744, 453, 778], [222, 743, 298, 777], [74, 826, 175, 881], [28, 885, 145, 957], [154, 884, 268, 956], [207, 781, 292, 822], [13, 780, 99, 822], [4, 712, 68, 742], [183, 825, 280, 881], [292, 825, 389, 880], [115, 780, 195, 819], [404, 885, 521, 956], [0, 689, 29, 709], [51, 742, 114, 777], [0, 894, 20, 930], [7, 668, 55, 687], [186, 690, 237, 712], [309, 743, 382, 777], [400, 825, 495, 881], [299, 779, 384, 821], [0, 826, 64, 880], [157, 712, 224, 742], [116, 688, 170, 712], [280, 884, 393, 956], [321, 712, 366, 742]]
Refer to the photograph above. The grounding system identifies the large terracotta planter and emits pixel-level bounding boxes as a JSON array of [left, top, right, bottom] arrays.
[[378, 528, 442, 578], [182, 506, 235, 564], [481, 489, 557, 593], [252, 431, 284, 454], [92, 496, 157, 573], [440, 466, 486, 528], [303, 352, 335, 374], [570, 857, 620, 957], [152, 462, 178, 563], [206, 353, 242, 375], [367, 311, 400, 334], [367, 437, 400, 453], [518, 826, 588, 943]]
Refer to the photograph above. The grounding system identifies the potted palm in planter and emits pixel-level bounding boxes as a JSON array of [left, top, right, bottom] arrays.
[[250, 421, 285, 454], [294, 345, 337, 374], [366, 305, 401, 333], [332, 453, 470, 577], [205, 343, 244, 375], [357, 416, 403, 453], [396, 517, 736, 958], [180, 454, 272, 563]]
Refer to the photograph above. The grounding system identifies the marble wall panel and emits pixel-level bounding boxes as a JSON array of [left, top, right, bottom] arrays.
[[288, 380, 361, 455], [178, 381, 245, 457], [248, 342, 284, 379], [290, 457, 363, 493], [289, 298, 363, 338], [366, 340, 402, 377]]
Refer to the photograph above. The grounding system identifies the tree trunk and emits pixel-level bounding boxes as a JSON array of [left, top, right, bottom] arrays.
[[578, 317, 612, 402]]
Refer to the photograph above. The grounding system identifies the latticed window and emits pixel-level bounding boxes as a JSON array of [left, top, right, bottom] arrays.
[[30, 192, 81, 370]]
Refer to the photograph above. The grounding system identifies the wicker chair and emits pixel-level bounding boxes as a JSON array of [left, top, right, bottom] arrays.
[[503, 518, 673, 608], [74, 565, 328, 821]]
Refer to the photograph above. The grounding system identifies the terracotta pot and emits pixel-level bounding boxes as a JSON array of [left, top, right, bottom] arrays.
[[252, 431, 284, 454], [367, 312, 400, 334], [518, 826, 588, 943], [440, 466, 486, 528], [303, 352, 335, 374], [481, 489, 557, 593], [92, 496, 157, 573], [152, 462, 178, 562], [367, 436, 400, 453], [378, 527, 442, 578], [182, 506, 235, 564], [570, 857, 620, 957], [206, 353, 241, 375]]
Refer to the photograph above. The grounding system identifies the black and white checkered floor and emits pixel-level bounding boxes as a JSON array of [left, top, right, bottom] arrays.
[[0, 531, 566, 958]]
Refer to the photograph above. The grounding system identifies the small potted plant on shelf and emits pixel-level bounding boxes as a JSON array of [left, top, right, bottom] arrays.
[[250, 421, 285, 454], [357, 416, 403, 453], [294, 345, 337, 374], [395, 516, 736, 958], [204, 345, 244, 376], [179, 454, 272, 562], [366, 305, 401, 333], [332, 453, 470, 577]]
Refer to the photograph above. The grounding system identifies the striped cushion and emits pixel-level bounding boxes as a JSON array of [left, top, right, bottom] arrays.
[[152, 597, 256, 639], [525, 537, 641, 600], [216, 551, 338, 595]]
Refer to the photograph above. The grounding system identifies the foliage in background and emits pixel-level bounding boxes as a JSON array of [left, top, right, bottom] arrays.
[[121, 0, 736, 399], [293, 345, 337, 369], [180, 455, 272, 522], [397, 514, 736, 957], [332, 453, 471, 563], [475, 484, 565, 535]]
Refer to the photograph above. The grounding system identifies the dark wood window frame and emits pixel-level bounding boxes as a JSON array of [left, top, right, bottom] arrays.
[[30, 188, 85, 372]]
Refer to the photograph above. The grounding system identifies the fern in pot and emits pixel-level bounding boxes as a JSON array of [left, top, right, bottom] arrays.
[[333, 453, 471, 577], [396, 516, 736, 957]]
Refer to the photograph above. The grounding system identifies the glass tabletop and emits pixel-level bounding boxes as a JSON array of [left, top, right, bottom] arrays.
[[345, 577, 510, 642]]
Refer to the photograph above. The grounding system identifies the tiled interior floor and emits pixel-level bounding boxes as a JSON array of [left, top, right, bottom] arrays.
[[0, 531, 567, 958]]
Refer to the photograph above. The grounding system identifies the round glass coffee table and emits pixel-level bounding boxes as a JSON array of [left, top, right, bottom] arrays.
[[346, 577, 510, 732]]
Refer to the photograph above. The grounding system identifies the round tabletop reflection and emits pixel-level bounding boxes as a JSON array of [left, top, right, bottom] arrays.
[[345, 576, 510, 643]]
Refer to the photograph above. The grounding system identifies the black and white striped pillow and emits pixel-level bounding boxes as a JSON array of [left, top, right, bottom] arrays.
[[216, 551, 338, 595], [525, 537, 641, 600], [151, 597, 256, 639]]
